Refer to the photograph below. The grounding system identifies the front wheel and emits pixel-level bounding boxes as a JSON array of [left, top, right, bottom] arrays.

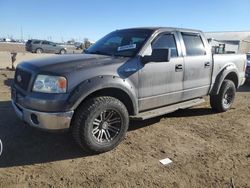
[[71, 96, 129, 153], [210, 79, 236, 112]]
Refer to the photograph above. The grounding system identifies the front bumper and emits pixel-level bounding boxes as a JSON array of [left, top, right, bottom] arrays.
[[12, 100, 74, 130]]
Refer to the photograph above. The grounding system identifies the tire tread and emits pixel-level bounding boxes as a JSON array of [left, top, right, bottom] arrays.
[[210, 79, 236, 112], [71, 96, 128, 153]]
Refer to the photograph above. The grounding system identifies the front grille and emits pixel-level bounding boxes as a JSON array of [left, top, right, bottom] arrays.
[[14, 68, 32, 91]]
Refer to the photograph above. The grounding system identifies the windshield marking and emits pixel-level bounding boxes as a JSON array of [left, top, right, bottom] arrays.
[[117, 44, 136, 51]]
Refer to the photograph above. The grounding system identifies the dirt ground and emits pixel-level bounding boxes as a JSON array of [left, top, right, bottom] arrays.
[[0, 70, 249, 188], [0, 43, 26, 53]]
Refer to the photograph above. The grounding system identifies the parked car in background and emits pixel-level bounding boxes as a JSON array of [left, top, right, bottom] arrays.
[[246, 53, 250, 83], [75, 41, 95, 50], [74, 42, 83, 50], [25, 39, 67, 54], [2, 38, 11, 42]]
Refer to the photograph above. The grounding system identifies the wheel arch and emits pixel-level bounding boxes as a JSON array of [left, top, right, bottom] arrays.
[[224, 72, 238, 88], [68, 75, 138, 115], [81, 88, 135, 115], [211, 65, 239, 95], [35, 48, 43, 53]]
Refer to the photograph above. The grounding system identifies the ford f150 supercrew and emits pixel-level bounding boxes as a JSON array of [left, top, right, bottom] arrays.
[[11, 27, 247, 153]]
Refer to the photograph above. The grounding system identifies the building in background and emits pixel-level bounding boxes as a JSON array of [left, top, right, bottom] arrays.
[[205, 31, 250, 54]]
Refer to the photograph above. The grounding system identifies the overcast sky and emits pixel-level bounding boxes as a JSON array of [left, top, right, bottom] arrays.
[[0, 0, 249, 42]]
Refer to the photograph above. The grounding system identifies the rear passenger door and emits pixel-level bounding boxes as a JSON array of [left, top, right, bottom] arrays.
[[49, 42, 58, 53], [180, 32, 212, 100]]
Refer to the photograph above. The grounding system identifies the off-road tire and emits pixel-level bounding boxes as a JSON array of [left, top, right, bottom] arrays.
[[71, 96, 129, 153], [210, 79, 236, 112]]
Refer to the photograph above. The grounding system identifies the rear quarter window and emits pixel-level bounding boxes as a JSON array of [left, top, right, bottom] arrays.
[[33, 40, 41, 44], [182, 33, 206, 56]]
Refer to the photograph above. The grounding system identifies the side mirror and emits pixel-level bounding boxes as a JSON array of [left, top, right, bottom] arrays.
[[142, 48, 171, 64]]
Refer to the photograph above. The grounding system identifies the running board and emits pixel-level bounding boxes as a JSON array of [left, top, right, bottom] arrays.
[[130, 98, 205, 120]]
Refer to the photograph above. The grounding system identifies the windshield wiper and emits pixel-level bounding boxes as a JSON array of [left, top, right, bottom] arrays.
[[113, 51, 133, 58], [85, 50, 131, 58], [86, 50, 112, 56]]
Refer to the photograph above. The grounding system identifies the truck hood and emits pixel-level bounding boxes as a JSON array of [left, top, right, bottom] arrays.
[[21, 54, 130, 74]]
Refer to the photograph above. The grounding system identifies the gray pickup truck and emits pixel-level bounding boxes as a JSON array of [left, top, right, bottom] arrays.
[[12, 27, 246, 153]]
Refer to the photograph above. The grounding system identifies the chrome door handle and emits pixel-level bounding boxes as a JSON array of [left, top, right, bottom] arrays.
[[175, 64, 183, 72], [204, 62, 210, 68]]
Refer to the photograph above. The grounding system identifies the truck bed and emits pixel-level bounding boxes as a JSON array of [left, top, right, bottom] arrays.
[[211, 53, 246, 87]]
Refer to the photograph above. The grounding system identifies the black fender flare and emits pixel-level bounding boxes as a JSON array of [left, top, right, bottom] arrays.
[[67, 75, 138, 114], [210, 64, 239, 95]]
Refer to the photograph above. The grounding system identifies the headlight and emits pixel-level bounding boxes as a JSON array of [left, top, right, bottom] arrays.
[[33, 75, 67, 93]]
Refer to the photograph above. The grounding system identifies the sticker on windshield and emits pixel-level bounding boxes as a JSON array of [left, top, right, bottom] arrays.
[[117, 44, 136, 51]]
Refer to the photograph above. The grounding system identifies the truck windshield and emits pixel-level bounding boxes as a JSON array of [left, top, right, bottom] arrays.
[[85, 29, 153, 57], [247, 55, 250, 60]]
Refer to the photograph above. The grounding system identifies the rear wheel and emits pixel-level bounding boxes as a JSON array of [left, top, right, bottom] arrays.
[[210, 79, 236, 112], [71, 96, 129, 153], [36, 48, 43, 53], [60, 49, 66, 54]]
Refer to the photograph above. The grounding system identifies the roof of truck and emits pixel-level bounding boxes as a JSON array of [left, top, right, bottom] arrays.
[[117, 27, 202, 33]]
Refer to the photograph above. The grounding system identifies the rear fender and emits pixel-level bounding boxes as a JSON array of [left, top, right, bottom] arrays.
[[210, 63, 239, 95]]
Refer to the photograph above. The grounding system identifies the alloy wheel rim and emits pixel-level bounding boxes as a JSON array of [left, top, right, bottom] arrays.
[[223, 88, 234, 108], [92, 110, 122, 144]]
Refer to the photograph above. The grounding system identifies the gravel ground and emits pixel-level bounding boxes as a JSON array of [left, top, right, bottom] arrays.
[[0, 70, 249, 188]]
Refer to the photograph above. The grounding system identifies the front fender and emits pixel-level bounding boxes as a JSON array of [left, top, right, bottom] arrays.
[[67, 75, 138, 113]]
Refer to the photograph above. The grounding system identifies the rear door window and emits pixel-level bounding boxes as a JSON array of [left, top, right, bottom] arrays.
[[181, 33, 206, 56], [49, 42, 56, 46]]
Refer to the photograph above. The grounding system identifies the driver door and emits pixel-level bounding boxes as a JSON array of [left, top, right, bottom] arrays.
[[138, 32, 184, 111]]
